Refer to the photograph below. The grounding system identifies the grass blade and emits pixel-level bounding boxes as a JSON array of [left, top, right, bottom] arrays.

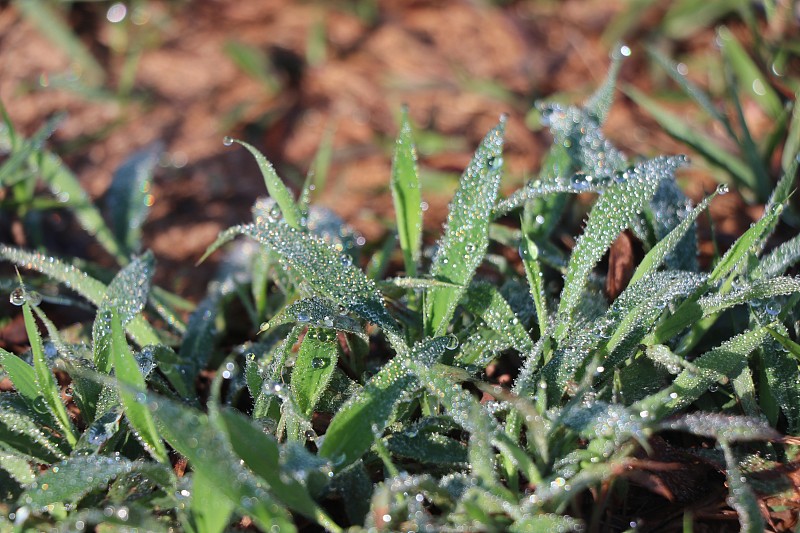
[[391, 106, 423, 276], [720, 440, 766, 533], [292, 328, 340, 417], [228, 139, 303, 229], [109, 310, 168, 463], [425, 118, 506, 336]]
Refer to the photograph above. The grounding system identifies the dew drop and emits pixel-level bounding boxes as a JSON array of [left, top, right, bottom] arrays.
[[297, 312, 311, 323], [223, 136, 233, 147], [27, 291, 42, 307], [716, 183, 730, 195], [311, 357, 328, 369], [9, 288, 25, 306], [446, 334, 459, 350]]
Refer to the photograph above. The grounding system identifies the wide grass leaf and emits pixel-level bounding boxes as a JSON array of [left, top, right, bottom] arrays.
[[661, 413, 782, 442], [425, 118, 506, 336], [266, 296, 364, 335], [555, 156, 687, 340], [188, 470, 234, 533], [109, 310, 168, 463], [146, 392, 297, 531], [292, 328, 340, 416], [203, 218, 400, 341], [391, 107, 423, 276], [0, 394, 66, 462], [319, 337, 450, 470]]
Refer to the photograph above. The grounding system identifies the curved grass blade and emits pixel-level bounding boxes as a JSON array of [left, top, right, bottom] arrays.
[[719, 440, 766, 533], [391, 107, 422, 276], [21, 454, 172, 509], [0, 349, 39, 410], [21, 300, 76, 447], [106, 144, 161, 255], [146, 393, 297, 532], [461, 282, 533, 354], [0, 451, 35, 486], [752, 232, 800, 280], [319, 337, 450, 470], [629, 191, 716, 286], [0, 113, 64, 186], [264, 296, 364, 335], [292, 328, 340, 417], [109, 310, 168, 463], [0, 394, 66, 462], [634, 326, 769, 420], [763, 328, 800, 432], [215, 408, 341, 531], [661, 413, 782, 442], [519, 235, 549, 338], [228, 139, 302, 229], [555, 156, 687, 340], [0, 245, 160, 346], [425, 118, 506, 336], [585, 47, 624, 123], [203, 219, 401, 343]]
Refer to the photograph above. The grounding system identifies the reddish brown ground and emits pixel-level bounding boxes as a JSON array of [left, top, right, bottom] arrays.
[[0, 1, 798, 530]]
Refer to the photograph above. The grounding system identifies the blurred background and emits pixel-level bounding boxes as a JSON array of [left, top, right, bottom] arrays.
[[0, 0, 798, 298]]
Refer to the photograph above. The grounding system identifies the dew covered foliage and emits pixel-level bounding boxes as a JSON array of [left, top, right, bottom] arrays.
[[1, 50, 800, 533]]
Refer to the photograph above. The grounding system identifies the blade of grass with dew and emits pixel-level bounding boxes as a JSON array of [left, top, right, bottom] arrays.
[[460, 281, 533, 354], [0, 246, 159, 346], [720, 439, 766, 533], [391, 106, 422, 277], [0, 113, 64, 186], [215, 408, 341, 531], [188, 470, 234, 533], [21, 454, 173, 509], [634, 326, 769, 420], [20, 297, 76, 448], [625, 85, 758, 192], [227, 139, 302, 229], [555, 156, 686, 341], [319, 336, 450, 470], [291, 328, 340, 417], [0, 451, 35, 486], [201, 220, 402, 349], [109, 310, 168, 463], [781, 93, 800, 173], [0, 395, 66, 462], [0, 348, 39, 411], [106, 143, 161, 255], [92, 252, 156, 373], [519, 234, 549, 339], [425, 118, 506, 336], [264, 296, 364, 336], [143, 393, 297, 532]]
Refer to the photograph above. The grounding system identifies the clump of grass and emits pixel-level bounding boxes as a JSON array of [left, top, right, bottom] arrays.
[[0, 47, 799, 532]]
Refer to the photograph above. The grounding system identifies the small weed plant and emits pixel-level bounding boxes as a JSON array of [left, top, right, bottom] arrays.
[[0, 51, 799, 532]]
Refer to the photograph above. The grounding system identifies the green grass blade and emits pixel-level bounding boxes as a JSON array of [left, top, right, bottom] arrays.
[[782, 94, 800, 173], [0, 113, 64, 186], [720, 440, 766, 533], [0, 349, 39, 409], [0, 245, 160, 346], [319, 337, 450, 470], [625, 85, 758, 192], [264, 296, 364, 335], [717, 26, 783, 119], [21, 301, 76, 447], [629, 191, 716, 286], [425, 118, 506, 336], [634, 326, 768, 420], [520, 235, 549, 339], [229, 139, 303, 229], [188, 470, 234, 533], [106, 144, 161, 255], [709, 205, 782, 283], [292, 328, 340, 417], [585, 48, 624, 123], [147, 393, 297, 532], [109, 310, 168, 463], [214, 220, 401, 343], [555, 156, 686, 340], [216, 408, 341, 531], [0, 394, 66, 462], [391, 106, 422, 276], [461, 282, 533, 354]]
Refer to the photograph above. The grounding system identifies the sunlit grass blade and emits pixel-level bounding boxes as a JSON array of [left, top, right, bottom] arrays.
[[719, 440, 766, 533], [21, 454, 173, 510], [215, 408, 341, 531], [625, 85, 758, 192], [391, 106, 423, 276], [109, 310, 168, 463], [227, 139, 303, 229], [187, 470, 234, 533], [21, 299, 76, 448], [0, 394, 66, 462], [782, 92, 800, 173], [425, 118, 506, 336], [106, 144, 161, 255], [292, 328, 340, 417], [519, 235, 549, 338], [461, 282, 533, 354], [763, 328, 800, 432], [319, 337, 450, 470], [264, 296, 364, 335], [145, 396, 298, 531], [585, 47, 624, 123], [0, 245, 160, 346], [555, 156, 686, 340], [629, 191, 716, 286], [0, 349, 40, 411], [203, 219, 401, 343], [634, 326, 769, 420]]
